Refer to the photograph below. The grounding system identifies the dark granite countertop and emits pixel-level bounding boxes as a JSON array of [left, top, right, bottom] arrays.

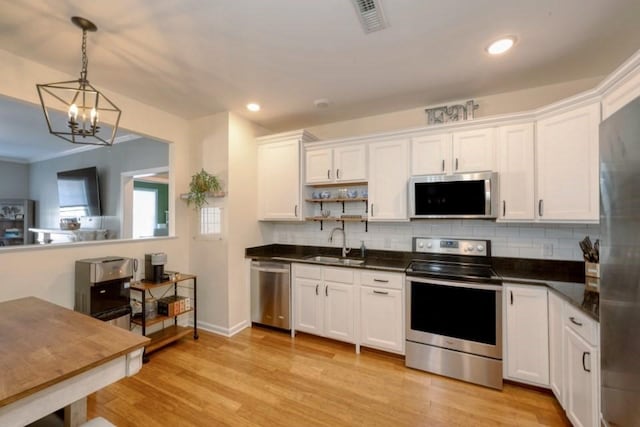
[[245, 244, 599, 320]]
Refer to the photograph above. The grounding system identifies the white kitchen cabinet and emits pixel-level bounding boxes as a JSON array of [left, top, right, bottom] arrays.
[[535, 103, 600, 222], [368, 138, 409, 221], [548, 290, 565, 405], [565, 327, 599, 427], [496, 123, 535, 221], [293, 264, 356, 344], [563, 303, 600, 427], [359, 270, 404, 354], [411, 133, 451, 175], [305, 144, 367, 184], [411, 128, 495, 176], [257, 130, 317, 220], [504, 284, 550, 386], [452, 127, 496, 173]]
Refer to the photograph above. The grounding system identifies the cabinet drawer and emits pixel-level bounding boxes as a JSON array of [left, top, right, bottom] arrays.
[[360, 270, 403, 290], [294, 263, 322, 280], [565, 303, 598, 346], [323, 267, 354, 284]]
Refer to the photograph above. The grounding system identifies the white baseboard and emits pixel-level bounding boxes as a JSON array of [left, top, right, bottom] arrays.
[[196, 319, 249, 337]]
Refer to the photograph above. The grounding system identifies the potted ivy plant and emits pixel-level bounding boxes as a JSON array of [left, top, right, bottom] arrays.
[[186, 169, 222, 210]]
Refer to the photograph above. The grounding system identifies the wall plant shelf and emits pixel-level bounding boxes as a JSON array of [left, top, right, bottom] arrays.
[[305, 198, 368, 214], [305, 216, 368, 232]]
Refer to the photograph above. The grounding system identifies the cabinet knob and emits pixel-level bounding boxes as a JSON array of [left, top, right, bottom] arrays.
[[336, 169, 341, 179]]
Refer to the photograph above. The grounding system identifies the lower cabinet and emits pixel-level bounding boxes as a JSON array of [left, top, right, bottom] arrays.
[[293, 264, 356, 344], [359, 270, 404, 354], [548, 290, 565, 404], [564, 305, 600, 427], [504, 284, 550, 386], [292, 263, 405, 353]]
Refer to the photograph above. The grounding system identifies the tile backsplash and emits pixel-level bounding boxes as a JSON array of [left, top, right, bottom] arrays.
[[268, 220, 600, 261]]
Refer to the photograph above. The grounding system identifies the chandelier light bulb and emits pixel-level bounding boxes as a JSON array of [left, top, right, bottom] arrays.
[[90, 107, 98, 125], [68, 104, 79, 121]]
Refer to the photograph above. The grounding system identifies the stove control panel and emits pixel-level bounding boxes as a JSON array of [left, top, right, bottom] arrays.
[[413, 237, 490, 256]]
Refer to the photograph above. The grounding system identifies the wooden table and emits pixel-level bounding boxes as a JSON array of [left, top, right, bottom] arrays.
[[0, 297, 149, 426]]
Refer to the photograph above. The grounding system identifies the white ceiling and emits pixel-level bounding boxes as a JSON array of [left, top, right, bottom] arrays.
[[0, 0, 639, 153]]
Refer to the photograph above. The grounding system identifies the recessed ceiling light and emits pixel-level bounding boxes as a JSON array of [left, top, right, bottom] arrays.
[[486, 37, 516, 55], [246, 103, 261, 112]]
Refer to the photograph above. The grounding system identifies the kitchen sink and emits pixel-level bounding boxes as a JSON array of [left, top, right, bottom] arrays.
[[305, 255, 365, 266]]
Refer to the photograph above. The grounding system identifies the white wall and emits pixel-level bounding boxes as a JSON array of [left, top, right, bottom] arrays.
[[304, 77, 602, 140], [187, 112, 230, 331], [0, 48, 192, 309]]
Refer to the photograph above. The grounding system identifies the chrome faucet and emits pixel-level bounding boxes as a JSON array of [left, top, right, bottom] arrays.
[[329, 227, 351, 258]]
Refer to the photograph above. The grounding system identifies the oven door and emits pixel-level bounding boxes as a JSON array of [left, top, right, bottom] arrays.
[[406, 276, 502, 359]]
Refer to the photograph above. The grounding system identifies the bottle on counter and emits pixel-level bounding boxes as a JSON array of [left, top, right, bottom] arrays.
[[360, 240, 366, 258]]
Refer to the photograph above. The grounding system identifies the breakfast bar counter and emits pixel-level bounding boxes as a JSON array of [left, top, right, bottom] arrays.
[[0, 297, 149, 426]]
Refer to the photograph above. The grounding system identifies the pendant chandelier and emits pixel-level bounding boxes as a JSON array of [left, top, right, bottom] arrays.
[[36, 16, 121, 146]]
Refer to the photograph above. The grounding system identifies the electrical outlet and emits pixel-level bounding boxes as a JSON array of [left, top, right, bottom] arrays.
[[543, 243, 553, 257]]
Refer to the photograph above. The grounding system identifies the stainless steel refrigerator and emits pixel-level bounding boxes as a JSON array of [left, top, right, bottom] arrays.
[[600, 95, 640, 426]]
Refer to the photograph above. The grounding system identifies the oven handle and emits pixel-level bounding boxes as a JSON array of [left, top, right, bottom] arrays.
[[406, 276, 502, 292]]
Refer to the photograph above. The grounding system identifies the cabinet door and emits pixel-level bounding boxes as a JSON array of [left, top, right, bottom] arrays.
[[360, 287, 404, 353], [536, 103, 600, 221], [334, 144, 367, 183], [565, 327, 599, 427], [258, 139, 301, 220], [548, 291, 565, 405], [368, 139, 409, 221], [452, 128, 496, 173], [505, 285, 550, 386], [411, 133, 451, 175], [294, 277, 323, 335], [497, 123, 535, 221], [305, 148, 333, 184], [324, 282, 355, 343]]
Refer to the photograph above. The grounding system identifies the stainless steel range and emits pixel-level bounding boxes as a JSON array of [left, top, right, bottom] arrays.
[[405, 237, 503, 389]]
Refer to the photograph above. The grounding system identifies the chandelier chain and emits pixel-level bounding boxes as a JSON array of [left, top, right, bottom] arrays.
[[80, 29, 88, 83]]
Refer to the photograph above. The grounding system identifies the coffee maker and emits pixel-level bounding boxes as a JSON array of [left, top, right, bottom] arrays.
[[145, 252, 167, 283]]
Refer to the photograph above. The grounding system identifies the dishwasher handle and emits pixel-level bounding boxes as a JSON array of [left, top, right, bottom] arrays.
[[251, 261, 291, 274]]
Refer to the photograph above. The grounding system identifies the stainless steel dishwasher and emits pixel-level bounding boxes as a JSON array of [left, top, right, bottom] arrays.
[[250, 260, 291, 330]]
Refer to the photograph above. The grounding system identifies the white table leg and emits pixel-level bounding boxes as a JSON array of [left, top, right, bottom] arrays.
[[64, 397, 87, 427]]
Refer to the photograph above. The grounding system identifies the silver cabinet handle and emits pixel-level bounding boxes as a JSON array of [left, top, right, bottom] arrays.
[[538, 199, 544, 217], [582, 351, 591, 372], [315, 284, 319, 296], [373, 278, 389, 283], [455, 158, 459, 170], [502, 200, 506, 217], [327, 169, 331, 179], [371, 203, 374, 217], [510, 291, 513, 305], [336, 169, 340, 179], [441, 159, 445, 172], [325, 285, 328, 297], [570, 316, 583, 326], [294, 205, 298, 217], [373, 290, 389, 295]]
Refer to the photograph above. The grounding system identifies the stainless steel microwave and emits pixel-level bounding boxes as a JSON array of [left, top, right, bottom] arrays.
[[408, 172, 499, 219]]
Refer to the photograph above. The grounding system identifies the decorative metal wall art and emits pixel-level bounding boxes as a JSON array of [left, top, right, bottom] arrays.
[[425, 100, 479, 125]]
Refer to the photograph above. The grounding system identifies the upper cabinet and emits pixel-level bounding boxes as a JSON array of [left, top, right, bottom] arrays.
[[411, 127, 495, 175], [535, 103, 600, 222], [368, 138, 409, 221], [257, 130, 317, 221], [305, 143, 367, 185], [496, 123, 535, 221]]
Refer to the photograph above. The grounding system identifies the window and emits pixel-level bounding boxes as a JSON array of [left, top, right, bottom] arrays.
[[133, 189, 158, 238], [200, 206, 223, 239]]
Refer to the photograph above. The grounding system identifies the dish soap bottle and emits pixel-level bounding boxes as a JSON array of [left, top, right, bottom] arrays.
[[360, 240, 366, 258]]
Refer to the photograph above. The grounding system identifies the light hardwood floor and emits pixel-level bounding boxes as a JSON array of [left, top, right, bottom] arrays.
[[88, 327, 570, 426]]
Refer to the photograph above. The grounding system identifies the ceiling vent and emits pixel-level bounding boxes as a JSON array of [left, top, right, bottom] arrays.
[[351, 0, 388, 33]]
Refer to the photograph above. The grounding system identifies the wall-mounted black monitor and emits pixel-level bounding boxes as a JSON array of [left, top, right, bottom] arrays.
[[56, 166, 102, 217]]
